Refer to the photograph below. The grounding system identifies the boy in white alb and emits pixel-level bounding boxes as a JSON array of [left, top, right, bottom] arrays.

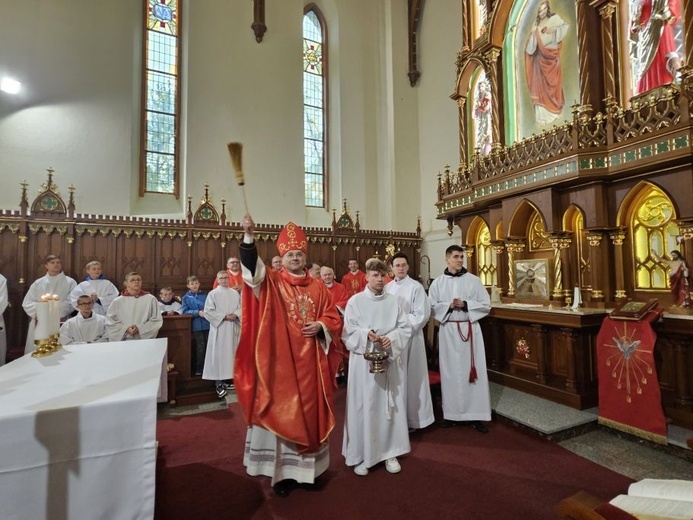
[[70, 261, 119, 316], [342, 258, 412, 476], [202, 271, 241, 399], [60, 294, 107, 345]]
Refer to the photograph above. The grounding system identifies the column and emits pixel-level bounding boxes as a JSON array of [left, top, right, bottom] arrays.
[[531, 324, 547, 385], [673, 338, 693, 409], [458, 97, 467, 165], [505, 240, 525, 297], [549, 235, 572, 300], [585, 229, 606, 301], [491, 240, 505, 294], [463, 244, 475, 274], [484, 48, 501, 146], [598, 2, 618, 107], [609, 228, 628, 300]]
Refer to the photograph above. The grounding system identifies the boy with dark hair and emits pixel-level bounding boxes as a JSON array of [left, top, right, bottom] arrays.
[[181, 275, 210, 376]]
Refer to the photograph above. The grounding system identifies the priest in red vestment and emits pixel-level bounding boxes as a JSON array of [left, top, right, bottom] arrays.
[[341, 259, 367, 297], [320, 266, 350, 313], [236, 215, 342, 497], [212, 256, 243, 291]]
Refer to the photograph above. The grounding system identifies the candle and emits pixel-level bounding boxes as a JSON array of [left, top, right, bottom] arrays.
[[34, 301, 51, 340], [48, 298, 60, 335]]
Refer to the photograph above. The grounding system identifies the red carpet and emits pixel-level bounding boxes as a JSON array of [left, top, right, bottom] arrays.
[[155, 388, 632, 520]]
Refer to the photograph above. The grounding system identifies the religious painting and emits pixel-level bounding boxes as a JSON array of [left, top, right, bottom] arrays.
[[503, 0, 579, 143], [514, 258, 550, 300], [470, 69, 493, 156], [627, 0, 685, 96]]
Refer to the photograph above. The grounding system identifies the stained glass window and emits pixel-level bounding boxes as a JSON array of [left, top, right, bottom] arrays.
[[141, 0, 180, 197], [303, 8, 326, 208], [476, 224, 497, 287], [630, 186, 679, 290]]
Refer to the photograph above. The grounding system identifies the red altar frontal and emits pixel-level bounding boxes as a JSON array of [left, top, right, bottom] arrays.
[[596, 302, 667, 443]]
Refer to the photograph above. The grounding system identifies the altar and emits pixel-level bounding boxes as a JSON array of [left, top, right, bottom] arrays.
[[0, 339, 167, 520]]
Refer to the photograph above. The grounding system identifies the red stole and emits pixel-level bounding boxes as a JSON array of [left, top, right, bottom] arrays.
[[235, 268, 342, 453]]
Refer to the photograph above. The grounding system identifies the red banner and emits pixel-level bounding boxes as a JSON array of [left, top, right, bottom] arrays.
[[596, 315, 667, 443]]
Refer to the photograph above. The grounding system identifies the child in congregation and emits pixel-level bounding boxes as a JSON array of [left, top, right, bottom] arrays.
[[202, 270, 241, 399], [158, 286, 182, 315], [70, 260, 119, 316], [181, 276, 210, 376]]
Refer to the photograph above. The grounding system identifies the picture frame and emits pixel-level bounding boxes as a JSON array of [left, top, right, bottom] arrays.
[[514, 258, 550, 300]]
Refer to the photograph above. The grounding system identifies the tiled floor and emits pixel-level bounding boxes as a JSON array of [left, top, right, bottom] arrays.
[[159, 382, 693, 481]]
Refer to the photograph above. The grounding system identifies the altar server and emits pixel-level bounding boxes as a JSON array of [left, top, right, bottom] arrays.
[[428, 245, 492, 433], [386, 252, 434, 430], [342, 258, 412, 476], [105, 272, 162, 342], [69, 260, 119, 316], [202, 270, 241, 399], [22, 255, 77, 354], [59, 294, 107, 345]]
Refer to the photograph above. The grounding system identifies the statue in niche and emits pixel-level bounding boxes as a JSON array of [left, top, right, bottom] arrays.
[[629, 0, 682, 95], [473, 78, 492, 155], [654, 250, 692, 308], [524, 0, 569, 126]]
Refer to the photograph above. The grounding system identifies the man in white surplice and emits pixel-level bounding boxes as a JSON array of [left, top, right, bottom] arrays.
[[59, 294, 107, 345], [428, 245, 492, 433], [202, 270, 241, 399], [342, 258, 412, 476], [22, 255, 78, 354], [385, 252, 434, 430]]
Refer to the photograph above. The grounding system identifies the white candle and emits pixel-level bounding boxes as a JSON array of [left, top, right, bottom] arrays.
[[34, 301, 51, 340], [49, 298, 60, 335]]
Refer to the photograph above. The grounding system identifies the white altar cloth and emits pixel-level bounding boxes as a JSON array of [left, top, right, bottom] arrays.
[[0, 339, 167, 520]]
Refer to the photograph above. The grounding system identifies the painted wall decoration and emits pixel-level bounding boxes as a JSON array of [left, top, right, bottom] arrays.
[[503, 0, 579, 143]]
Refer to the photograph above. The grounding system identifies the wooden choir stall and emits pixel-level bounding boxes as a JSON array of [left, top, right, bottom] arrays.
[[0, 180, 422, 405]]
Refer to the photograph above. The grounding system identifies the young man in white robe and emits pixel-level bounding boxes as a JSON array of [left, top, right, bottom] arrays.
[[105, 272, 163, 342], [69, 260, 119, 316], [342, 258, 413, 476], [59, 295, 107, 345], [385, 252, 434, 431], [202, 270, 241, 399], [428, 245, 492, 433], [22, 255, 78, 354]]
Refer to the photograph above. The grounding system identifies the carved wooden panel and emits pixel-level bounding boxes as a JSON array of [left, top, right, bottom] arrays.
[[504, 323, 539, 373]]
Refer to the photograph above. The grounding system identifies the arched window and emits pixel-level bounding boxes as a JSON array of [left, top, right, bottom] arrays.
[[303, 6, 327, 208], [628, 185, 679, 290], [476, 223, 497, 286], [140, 0, 182, 198]]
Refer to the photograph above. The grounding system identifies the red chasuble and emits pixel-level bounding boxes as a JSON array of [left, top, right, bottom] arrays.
[[341, 270, 367, 297], [235, 268, 342, 454], [596, 311, 666, 443]]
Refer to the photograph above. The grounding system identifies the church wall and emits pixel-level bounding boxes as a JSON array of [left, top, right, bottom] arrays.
[[0, 0, 428, 236], [415, 0, 464, 274]]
